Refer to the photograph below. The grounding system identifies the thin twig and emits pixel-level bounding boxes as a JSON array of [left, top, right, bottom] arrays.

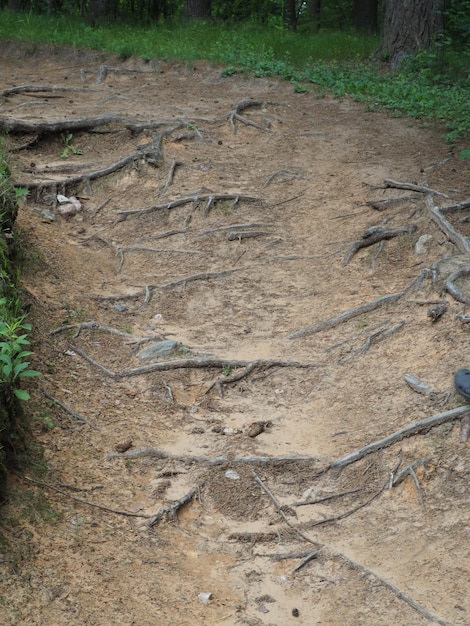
[[342, 225, 417, 266]]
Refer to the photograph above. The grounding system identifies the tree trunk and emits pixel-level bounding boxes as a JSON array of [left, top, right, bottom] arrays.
[[86, 0, 109, 25], [284, 0, 297, 31], [352, 0, 378, 33], [380, 0, 444, 68], [183, 0, 211, 19], [309, 0, 321, 30]]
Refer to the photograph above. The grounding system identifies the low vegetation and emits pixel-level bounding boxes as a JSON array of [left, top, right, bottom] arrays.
[[0, 10, 469, 146]]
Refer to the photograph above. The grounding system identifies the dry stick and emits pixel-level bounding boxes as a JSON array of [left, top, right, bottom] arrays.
[[342, 224, 417, 266], [41, 389, 100, 430], [117, 193, 257, 221], [426, 195, 470, 254], [147, 483, 204, 528], [96, 268, 243, 304], [292, 487, 364, 507], [384, 178, 450, 199], [23, 476, 154, 518], [330, 405, 470, 472], [330, 550, 457, 626], [444, 266, 470, 305], [288, 291, 404, 339]]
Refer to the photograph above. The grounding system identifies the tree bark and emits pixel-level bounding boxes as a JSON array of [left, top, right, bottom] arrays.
[[380, 0, 444, 69], [352, 0, 378, 33], [183, 0, 211, 19], [309, 0, 321, 30], [284, 0, 297, 31]]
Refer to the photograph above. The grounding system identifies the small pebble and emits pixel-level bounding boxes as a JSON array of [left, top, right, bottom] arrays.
[[292, 608, 300, 617], [114, 304, 127, 312]]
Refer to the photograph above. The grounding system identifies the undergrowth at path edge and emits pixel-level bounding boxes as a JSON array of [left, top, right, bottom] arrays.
[[0, 10, 469, 145]]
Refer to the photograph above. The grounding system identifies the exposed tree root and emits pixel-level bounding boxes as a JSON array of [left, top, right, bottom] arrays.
[[217, 98, 268, 134], [329, 405, 470, 471], [426, 195, 470, 254], [444, 265, 470, 305], [41, 389, 100, 430], [147, 483, 204, 527], [342, 224, 417, 266], [0, 84, 93, 98], [117, 193, 258, 221], [384, 178, 450, 199], [288, 291, 404, 339]]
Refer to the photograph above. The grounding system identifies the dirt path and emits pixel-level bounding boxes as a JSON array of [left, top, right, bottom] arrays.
[[0, 45, 469, 626]]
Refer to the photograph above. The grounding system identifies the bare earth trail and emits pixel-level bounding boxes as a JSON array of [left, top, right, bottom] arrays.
[[0, 45, 469, 625]]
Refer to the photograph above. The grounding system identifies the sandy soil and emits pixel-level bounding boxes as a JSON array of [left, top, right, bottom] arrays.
[[0, 44, 469, 626]]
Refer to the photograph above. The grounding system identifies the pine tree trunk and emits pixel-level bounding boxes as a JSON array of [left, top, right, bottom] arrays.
[[352, 0, 378, 33], [380, 0, 444, 68], [183, 0, 211, 19]]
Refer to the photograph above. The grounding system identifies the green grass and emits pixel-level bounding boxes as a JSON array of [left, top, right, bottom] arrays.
[[0, 9, 469, 143]]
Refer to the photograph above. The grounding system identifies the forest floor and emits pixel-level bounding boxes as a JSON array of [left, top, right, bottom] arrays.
[[0, 43, 469, 626]]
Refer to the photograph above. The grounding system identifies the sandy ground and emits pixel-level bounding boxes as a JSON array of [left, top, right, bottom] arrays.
[[0, 44, 469, 626]]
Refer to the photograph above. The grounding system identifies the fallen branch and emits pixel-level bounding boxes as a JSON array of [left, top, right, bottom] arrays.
[[342, 224, 417, 266], [384, 179, 450, 199], [147, 483, 204, 527], [426, 195, 470, 254], [392, 457, 433, 504], [41, 389, 100, 430], [117, 193, 257, 221], [330, 405, 470, 471]]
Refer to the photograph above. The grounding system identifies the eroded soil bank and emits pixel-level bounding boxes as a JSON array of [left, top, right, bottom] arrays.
[[0, 45, 469, 625]]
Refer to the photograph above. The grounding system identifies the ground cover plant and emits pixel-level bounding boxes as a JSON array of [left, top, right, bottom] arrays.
[[0, 9, 469, 145]]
